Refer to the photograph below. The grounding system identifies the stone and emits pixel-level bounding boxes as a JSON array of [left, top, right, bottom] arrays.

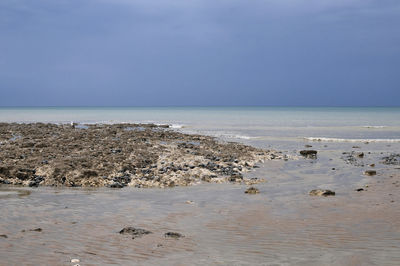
[[164, 232, 184, 239], [119, 227, 152, 239], [71, 259, 80, 263], [357, 152, 364, 158], [364, 170, 376, 176], [0, 234, 7, 238], [299, 150, 317, 159], [245, 187, 259, 194], [356, 188, 364, 192], [30, 228, 42, 232], [381, 154, 400, 165], [309, 189, 335, 196]]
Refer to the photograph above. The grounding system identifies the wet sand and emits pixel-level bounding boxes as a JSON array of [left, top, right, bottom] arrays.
[[1, 143, 400, 265]]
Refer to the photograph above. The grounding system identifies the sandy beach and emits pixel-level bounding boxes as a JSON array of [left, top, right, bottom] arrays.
[[0, 117, 399, 265]]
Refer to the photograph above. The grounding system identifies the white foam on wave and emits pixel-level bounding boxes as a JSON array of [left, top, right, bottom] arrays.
[[304, 137, 400, 143], [215, 133, 254, 140], [169, 124, 184, 129], [362, 125, 388, 129]]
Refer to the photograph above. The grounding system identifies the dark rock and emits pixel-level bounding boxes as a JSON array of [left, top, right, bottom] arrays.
[[341, 152, 364, 167], [364, 170, 376, 176], [164, 232, 184, 239], [357, 152, 364, 158], [381, 154, 400, 165], [299, 150, 317, 159], [30, 228, 42, 232], [305, 144, 313, 148], [108, 182, 124, 188], [0, 234, 7, 238], [356, 188, 364, 192], [119, 227, 152, 239], [309, 189, 335, 196], [245, 187, 259, 194], [228, 174, 243, 182]]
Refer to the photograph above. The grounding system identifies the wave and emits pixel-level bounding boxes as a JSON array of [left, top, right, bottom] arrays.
[[362, 126, 388, 129], [304, 137, 400, 143], [214, 133, 254, 140], [169, 124, 184, 129]]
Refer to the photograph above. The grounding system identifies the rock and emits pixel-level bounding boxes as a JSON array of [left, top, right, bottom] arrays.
[[28, 175, 44, 187], [71, 259, 80, 263], [352, 146, 360, 149], [245, 187, 259, 194], [0, 234, 7, 238], [299, 150, 317, 159], [364, 170, 376, 176], [0, 123, 281, 188], [309, 189, 335, 196], [119, 227, 152, 239], [369, 164, 375, 167], [30, 228, 42, 232], [185, 200, 194, 204], [228, 174, 243, 182], [108, 182, 124, 188], [357, 152, 364, 158], [305, 144, 313, 148], [356, 188, 364, 192], [164, 232, 184, 239], [341, 152, 364, 167], [381, 154, 400, 165]]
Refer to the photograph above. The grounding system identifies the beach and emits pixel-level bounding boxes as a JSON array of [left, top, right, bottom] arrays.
[[0, 107, 399, 265]]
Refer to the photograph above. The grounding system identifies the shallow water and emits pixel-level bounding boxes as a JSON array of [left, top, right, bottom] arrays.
[[1, 107, 400, 265]]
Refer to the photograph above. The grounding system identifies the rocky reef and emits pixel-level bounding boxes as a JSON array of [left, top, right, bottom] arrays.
[[0, 123, 286, 188]]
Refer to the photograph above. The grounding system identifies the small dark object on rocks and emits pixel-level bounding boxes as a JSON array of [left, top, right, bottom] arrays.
[[357, 152, 364, 158], [164, 232, 184, 239], [108, 182, 124, 188], [245, 187, 259, 194], [30, 228, 42, 232], [0, 234, 7, 238], [119, 227, 152, 239], [356, 188, 364, 192], [300, 150, 317, 159], [309, 189, 335, 196], [369, 164, 375, 167], [332, 168, 335, 170], [364, 170, 376, 176]]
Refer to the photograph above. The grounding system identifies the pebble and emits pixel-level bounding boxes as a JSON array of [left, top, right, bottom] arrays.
[[71, 259, 80, 263], [164, 232, 184, 239], [245, 187, 259, 194], [309, 189, 335, 196], [364, 170, 377, 176]]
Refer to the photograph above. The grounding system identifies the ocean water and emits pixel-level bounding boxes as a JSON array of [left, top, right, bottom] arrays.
[[1, 106, 399, 145], [1, 107, 400, 265]]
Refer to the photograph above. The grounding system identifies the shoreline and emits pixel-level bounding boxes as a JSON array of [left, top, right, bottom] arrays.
[[0, 123, 288, 188]]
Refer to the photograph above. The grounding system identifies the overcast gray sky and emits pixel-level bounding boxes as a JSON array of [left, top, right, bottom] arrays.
[[0, 0, 399, 106]]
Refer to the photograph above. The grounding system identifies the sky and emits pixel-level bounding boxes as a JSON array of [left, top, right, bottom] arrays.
[[0, 0, 399, 106]]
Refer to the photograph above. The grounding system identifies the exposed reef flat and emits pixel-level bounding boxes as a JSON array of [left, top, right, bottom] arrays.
[[0, 123, 286, 188]]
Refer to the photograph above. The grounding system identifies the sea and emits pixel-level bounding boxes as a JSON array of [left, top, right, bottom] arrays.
[[0, 107, 399, 265]]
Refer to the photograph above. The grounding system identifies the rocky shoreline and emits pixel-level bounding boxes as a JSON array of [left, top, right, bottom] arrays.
[[0, 123, 287, 188]]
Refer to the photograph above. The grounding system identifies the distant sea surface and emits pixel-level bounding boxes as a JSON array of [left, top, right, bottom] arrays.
[[0, 107, 399, 149]]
